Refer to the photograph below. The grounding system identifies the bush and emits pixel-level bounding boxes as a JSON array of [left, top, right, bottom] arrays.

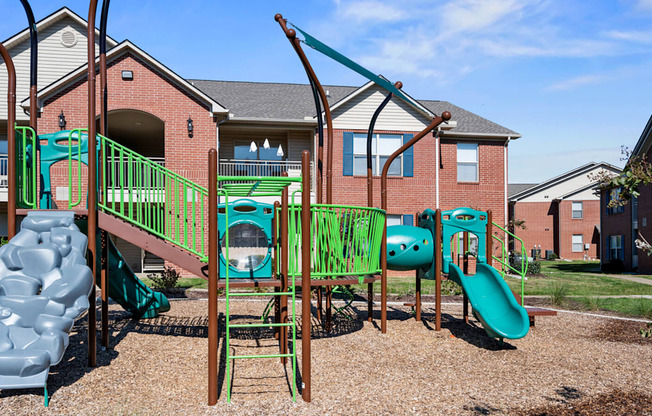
[[509, 256, 541, 275], [148, 266, 181, 290], [442, 280, 463, 296]]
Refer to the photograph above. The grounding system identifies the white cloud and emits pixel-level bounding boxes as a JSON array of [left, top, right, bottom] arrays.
[[637, 0, 652, 10], [546, 74, 605, 91], [605, 29, 652, 43], [440, 0, 527, 34], [337, 1, 407, 23]]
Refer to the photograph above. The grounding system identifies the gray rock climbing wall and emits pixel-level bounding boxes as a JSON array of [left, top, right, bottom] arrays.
[[0, 211, 93, 390]]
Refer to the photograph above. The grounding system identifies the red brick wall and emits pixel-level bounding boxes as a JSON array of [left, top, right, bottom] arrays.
[[558, 199, 600, 260], [600, 190, 632, 270], [511, 201, 556, 256], [636, 183, 652, 273], [40, 52, 216, 276]]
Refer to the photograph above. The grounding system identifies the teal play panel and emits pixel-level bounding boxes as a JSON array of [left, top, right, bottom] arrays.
[[218, 198, 274, 279], [386, 225, 433, 271]]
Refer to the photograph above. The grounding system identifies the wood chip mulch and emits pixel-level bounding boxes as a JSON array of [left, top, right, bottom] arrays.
[[0, 299, 650, 415]]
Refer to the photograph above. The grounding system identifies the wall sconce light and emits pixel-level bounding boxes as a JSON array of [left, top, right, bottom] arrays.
[[187, 115, 194, 137], [121, 70, 133, 81], [58, 110, 66, 130]]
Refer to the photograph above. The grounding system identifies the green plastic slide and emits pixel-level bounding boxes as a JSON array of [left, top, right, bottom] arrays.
[[448, 262, 529, 340], [103, 237, 170, 319]]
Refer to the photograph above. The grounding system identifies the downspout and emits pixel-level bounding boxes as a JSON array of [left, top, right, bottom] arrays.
[[1, 43, 17, 238], [19, 0, 37, 131], [504, 136, 510, 240]]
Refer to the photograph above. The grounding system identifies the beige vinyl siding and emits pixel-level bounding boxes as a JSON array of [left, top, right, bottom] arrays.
[[332, 86, 429, 131], [111, 235, 143, 273], [0, 17, 102, 121]]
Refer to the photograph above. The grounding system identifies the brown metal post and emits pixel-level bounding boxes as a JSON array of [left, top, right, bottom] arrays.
[[435, 209, 442, 331], [300, 150, 311, 402], [273, 201, 280, 341], [380, 112, 451, 333], [280, 174, 289, 364], [101, 230, 109, 347], [87, 0, 99, 368], [415, 212, 421, 322], [1, 43, 17, 239], [207, 149, 218, 405], [463, 231, 469, 324]]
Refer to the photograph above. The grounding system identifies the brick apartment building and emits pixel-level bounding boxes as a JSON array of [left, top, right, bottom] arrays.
[[509, 162, 621, 260], [1, 8, 521, 274], [601, 115, 652, 273]]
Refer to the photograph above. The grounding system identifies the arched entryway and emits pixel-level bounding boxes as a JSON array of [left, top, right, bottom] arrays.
[[98, 109, 165, 272], [97, 109, 165, 159]]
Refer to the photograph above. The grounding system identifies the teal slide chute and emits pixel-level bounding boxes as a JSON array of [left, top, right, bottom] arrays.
[[448, 263, 529, 340]]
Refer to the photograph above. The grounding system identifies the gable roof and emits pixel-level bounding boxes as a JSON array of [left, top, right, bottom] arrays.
[[631, 113, 652, 159], [24, 40, 228, 115], [509, 161, 622, 201], [508, 183, 537, 198], [190, 79, 519, 137], [2, 7, 118, 50]]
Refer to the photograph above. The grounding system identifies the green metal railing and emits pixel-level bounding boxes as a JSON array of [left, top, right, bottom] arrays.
[[15, 126, 38, 209], [287, 204, 385, 280], [99, 134, 208, 259], [491, 222, 527, 305]]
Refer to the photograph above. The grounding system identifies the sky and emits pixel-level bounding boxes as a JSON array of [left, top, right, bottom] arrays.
[[1, 0, 651, 183]]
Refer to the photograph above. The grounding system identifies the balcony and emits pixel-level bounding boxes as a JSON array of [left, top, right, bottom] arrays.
[[219, 159, 315, 192]]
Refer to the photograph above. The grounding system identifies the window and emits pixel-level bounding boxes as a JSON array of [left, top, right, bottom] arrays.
[[234, 140, 284, 161], [609, 235, 622, 260], [572, 234, 584, 252], [353, 133, 402, 176], [571, 201, 583, 219], [457, 143, 478, 182], [607, 188, 625, 215], [386, 214, 402, 226]]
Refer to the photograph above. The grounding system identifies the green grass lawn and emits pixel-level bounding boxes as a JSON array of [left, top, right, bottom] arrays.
[[504, 261, 652, 297]]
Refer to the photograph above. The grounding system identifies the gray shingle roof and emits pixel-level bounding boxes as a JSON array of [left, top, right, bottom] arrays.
[[188, 79, 519, 136], [508, 183, 537, 198]]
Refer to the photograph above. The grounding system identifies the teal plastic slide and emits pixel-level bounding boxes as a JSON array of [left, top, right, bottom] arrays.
[[104, 236, 170, 319], [448, 262, 529, 340]]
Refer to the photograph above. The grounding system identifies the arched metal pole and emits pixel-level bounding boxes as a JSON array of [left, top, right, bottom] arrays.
[[19, 0, 37, 132], [87, 0, 99, 368], [275, 14, 334, 204], [99, 0, 111, 350], [1, 43, 17, 239], [379, 111, 451, 333], [365, 87, 396, 322]]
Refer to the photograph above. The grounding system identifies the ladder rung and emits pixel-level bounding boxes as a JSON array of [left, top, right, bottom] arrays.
[[229, 353, 294, 360], [228, 322, 295, 328], [227, 291, 294, 297]]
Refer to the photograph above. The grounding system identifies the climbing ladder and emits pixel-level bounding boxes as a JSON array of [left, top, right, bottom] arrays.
[[218, 177, 302, 402]]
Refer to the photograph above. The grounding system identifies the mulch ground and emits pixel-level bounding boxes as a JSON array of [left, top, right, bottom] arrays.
[[0, 298, 650, 415]]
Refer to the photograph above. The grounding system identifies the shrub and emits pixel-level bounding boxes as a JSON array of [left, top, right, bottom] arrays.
[[580, 296, 600, 311], [509, 257, 541, 275], [641, 323, 652, 338], [442, 280, 463, 296], [548, 282, 569, 307], [148, 266, 181, 290]]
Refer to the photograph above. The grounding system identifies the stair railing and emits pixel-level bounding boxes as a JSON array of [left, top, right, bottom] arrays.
[[491, 221, 527, 305]]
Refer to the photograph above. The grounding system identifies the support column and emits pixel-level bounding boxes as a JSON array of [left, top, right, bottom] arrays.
[[207, 149, 218, 405], [300, 151, 311, 402]]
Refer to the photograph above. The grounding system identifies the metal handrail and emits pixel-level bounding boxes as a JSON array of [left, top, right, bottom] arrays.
[[14, 126, 37, 209], [491, 221, 527, 305]]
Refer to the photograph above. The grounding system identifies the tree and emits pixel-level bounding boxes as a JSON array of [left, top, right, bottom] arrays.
[[590, 152, 652, 255]]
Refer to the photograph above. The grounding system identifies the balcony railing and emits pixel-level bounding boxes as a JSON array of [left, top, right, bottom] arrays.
[[219, 159, 315, 192]]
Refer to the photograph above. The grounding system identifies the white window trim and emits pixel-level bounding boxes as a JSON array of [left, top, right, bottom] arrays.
[[353, 133, 403, 176], [572, 201, 583, 219], [572, 234, 584, 252], [457, 143, 479, 183]]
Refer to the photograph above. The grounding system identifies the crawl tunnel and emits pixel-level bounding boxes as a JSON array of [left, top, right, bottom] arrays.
[[218, 199, 274, 279], [386, 225, 434, 271]]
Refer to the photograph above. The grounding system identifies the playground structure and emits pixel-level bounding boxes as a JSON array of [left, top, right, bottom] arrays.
[[0, 2, 540, 407]]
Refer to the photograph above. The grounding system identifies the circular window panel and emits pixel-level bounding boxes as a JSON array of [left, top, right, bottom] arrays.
[[221, 222, 270, 271]]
